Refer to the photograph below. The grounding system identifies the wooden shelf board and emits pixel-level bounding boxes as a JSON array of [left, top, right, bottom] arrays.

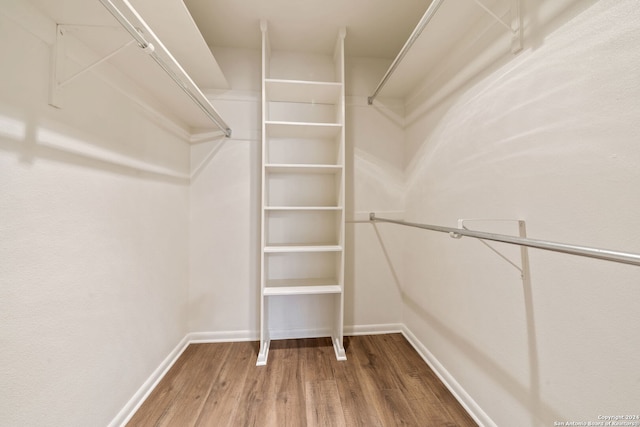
[[266, 121, 342, 138], [264, 244, 342, 253], [265, 204, 342, 209], [264, 285, 342, 296], [265, 164, 342, 174], [264, 206, 342, 211], [265, 79, 342, 104]]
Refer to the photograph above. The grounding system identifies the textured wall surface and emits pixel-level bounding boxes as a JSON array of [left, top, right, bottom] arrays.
[[0, 6, 190, 426], [344, 56, 406, 330], [399, 0, 640, 425], [189, 47, 262, 335]]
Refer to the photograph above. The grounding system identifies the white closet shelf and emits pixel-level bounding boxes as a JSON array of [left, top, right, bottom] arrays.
[[265, 206, 343, 211], [259, 22, 346, 365], [265, 205, 342, 210], [264, 285, 342, 296], [264, 244, 343, 253], [266, 278, 339, 287], [41, 0, 231, 135], [265, 79, 342, 104], [266, 277, 339, 288], [265, 164, 342, 174], [266, 121, 342, 138]]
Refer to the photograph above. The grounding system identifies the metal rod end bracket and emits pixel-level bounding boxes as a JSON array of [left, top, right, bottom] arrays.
[[141, 43, 155, 54]]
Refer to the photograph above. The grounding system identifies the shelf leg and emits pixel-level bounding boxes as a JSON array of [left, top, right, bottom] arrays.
[[332, 335, 347, 361], [256, 339, 270, 366]]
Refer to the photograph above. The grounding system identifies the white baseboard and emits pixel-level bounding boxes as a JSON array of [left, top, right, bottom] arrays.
[[269, 327, 332, 340], [188, 329, 258, 343], [111, 325, 492, 427], [344, 323, 403, 335], [401, 325, 496, 427], [108, 334, 191, 427]]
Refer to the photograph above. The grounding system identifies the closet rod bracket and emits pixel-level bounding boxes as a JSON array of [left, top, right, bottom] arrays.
[[510, 0, 523, 53], [49, 24, 135, 108], [49, 24, 67, 109], [457, 219, 527, 275], [470, 0, 522, 53]]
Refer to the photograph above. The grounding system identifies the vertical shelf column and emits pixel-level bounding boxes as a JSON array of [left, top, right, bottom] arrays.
[[257, 21, 346, 366], [258, 20, 270, 365], [332, 27, 347, 362]]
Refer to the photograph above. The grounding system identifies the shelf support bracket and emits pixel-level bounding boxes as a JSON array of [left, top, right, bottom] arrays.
[[469, 0, 522, 53], [48, 24, 66, 108], [510, 0, 523, 53], [49, 24, 135, 108], [457, 219, 528, 278]]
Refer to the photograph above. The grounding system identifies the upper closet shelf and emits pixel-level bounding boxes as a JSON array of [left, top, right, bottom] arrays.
[[368, 0, 522, 103], [265, 79, 342, 104], [41, 0, 231, 139]]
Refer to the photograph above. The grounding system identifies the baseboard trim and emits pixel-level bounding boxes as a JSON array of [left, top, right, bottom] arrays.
[[108, 334, 191, 427], [344, 323, 403, 335], [188, 329, 258, 343], [401, 325, 496, 427]]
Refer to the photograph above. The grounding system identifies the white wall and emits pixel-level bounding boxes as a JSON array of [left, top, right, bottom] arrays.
[[399, 0, 640, 425], [189, 47, 262, 335], [345, 57, 405, 331], [0, 5, 190, 426]]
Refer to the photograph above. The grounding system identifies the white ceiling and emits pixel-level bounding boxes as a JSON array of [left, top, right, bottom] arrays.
[[183, 0, 433, 58]]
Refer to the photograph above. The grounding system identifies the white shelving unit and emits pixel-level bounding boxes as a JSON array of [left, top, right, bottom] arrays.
[[258, 21, 347, 365]]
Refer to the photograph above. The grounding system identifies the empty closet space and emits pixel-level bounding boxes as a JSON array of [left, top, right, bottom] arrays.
[[2, 0, 639, 426]]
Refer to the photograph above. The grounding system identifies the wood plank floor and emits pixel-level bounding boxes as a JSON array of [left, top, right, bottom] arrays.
[[127, 334, 477, 427]]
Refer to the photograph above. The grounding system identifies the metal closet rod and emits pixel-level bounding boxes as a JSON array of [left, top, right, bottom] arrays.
[[98, 0, 232, 137], [367, 0, 446, 105], [369, 213, 640, 267]]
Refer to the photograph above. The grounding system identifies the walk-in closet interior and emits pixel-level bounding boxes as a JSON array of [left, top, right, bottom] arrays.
[[2, 0, 639, 425]]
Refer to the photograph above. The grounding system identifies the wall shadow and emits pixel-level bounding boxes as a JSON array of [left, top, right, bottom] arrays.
[[0, 110, 191, 186]]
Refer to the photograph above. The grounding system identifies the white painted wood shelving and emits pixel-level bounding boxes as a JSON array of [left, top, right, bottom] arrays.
[[257, 21, 347, 365]]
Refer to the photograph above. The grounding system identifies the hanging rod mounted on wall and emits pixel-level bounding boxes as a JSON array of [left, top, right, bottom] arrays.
[[98, 0, 232, 137], [369, 213, 640, 267], [367, 0, 522, 105], [367, 0, 445, 105]]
